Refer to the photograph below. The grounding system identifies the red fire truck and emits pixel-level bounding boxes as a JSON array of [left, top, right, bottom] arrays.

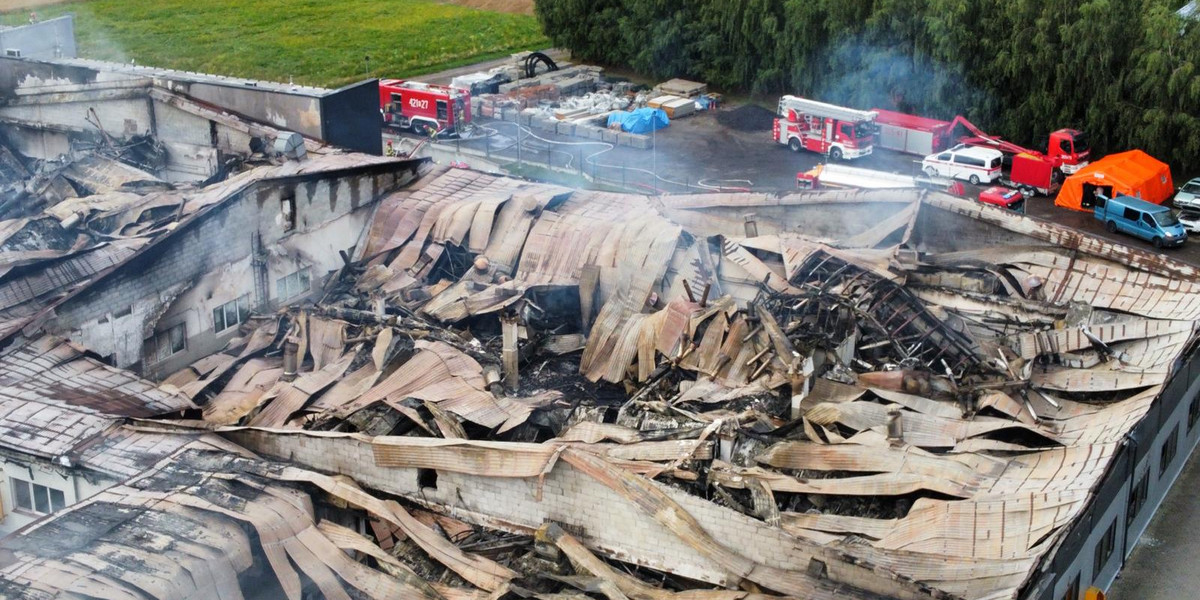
[[379, 79, 471, 137], [772, 96, 877, 160], [872, 109, 1090, 196]]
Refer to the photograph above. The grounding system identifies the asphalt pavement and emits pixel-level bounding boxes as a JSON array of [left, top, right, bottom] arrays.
[[394, 107, 1200, 268]]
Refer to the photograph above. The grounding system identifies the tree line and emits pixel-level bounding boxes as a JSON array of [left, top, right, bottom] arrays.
[[535, 0, 1200, 175]]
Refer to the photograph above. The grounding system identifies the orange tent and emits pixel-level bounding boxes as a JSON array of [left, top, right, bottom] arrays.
[[1054, 150, 1174, 212]]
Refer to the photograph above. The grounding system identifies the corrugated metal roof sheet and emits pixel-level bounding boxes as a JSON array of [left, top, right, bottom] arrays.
[[0, 337, 194, 459], [0, 445, 446, 600], [0, 238, 147, 311]]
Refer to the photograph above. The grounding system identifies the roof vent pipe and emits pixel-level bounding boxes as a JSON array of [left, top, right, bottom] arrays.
[[273, 132, 307, 161], [886, 407, 904, 445], [281, 340, 299, 381]]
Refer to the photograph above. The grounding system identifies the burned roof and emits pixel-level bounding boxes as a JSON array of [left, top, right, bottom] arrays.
[[0, 444, 438, 600], [0, 165, 1195, 599], [140, 168, 1200, 599], [2, 438, 845, 600], [0, 128, 424, 343], [0, 336, 194, 463]]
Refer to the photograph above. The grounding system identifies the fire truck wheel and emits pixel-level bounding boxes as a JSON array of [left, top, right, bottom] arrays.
[[788, 138, 801, 153], [1106, 220, 1117, 233], [968, 174, 981, 185], [1022, 187, 1036, 198], [829, 147, 843, 161]]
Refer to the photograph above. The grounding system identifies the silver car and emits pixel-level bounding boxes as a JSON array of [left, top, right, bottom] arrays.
[[1174, 178, 1200, 210]]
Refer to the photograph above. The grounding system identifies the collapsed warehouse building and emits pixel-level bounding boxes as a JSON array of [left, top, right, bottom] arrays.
[[0, 60, 1198, 598], [1, 164, 1198, 599], [0, 53, 425, 372]]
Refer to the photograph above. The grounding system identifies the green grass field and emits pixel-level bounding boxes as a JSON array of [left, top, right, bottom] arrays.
[[1, 0, 549, 88]]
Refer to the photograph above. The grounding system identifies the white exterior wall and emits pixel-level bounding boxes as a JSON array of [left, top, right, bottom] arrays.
[[0, 454, 116, 537], [55, 166, 401, 377]]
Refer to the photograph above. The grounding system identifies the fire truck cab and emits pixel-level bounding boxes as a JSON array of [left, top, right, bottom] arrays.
[[379, 79, 471, 137], [1047, 129, 1089, 174], [773, 96, 877, 161]]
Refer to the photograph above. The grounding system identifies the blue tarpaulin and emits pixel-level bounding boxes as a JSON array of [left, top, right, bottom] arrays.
[[607, 108, 669, 134]]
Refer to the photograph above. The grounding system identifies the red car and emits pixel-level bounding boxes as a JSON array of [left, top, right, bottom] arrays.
[[979, 186, 1025, 211]]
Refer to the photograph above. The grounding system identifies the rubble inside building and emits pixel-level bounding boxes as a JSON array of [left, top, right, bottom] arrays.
[[0, 62, 389, 343], [2, 93, 1200, 599]]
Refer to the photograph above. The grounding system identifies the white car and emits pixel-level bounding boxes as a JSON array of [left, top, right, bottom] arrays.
[[1174, 178, 1200, 210], [922, 145, 1004, 185], [1178, 209, 1200, 233]]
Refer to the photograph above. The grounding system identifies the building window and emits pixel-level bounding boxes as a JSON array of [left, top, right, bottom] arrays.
[[276, 268, 311, 301], [1127, 470, 1149, 526], [1161, 425, 1179, 477], [1093, 521, 1116, 576], [11, 477, 66, 515], [280, 196, 296, 231], [143, 322, 187, 365], [213, 294, 251, 333], [1189, 396, 1200, 434], [1062, 573, 1080, 600]]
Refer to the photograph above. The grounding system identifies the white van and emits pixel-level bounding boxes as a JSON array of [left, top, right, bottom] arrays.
[[922, 145, 1003, 185]]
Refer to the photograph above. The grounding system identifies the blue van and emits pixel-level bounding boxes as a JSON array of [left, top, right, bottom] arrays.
[[1093, 194, 1187, 248]]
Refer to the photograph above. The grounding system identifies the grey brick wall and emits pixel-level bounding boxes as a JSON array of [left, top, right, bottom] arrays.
[[53, 164, 405, 370]]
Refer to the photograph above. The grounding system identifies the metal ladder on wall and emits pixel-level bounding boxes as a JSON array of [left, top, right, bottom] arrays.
[[251, 232, 270, 311]]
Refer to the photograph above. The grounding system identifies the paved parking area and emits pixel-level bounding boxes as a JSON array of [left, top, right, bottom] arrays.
[[397, 107, 1200, 268]]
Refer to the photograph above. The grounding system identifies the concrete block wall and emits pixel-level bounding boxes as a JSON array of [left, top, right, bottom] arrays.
[[230, 431, 921, 597], [4, 126, 70, 159], [531, 116, 557, 133], [627, 133, 653, 150], [0, 97, 152, 144], [499, 114, 650, 149], [171, 81, 321, 139], [55, 194, 259, 368], [0, 84, 270, 181], [53, 165, 403, 371]]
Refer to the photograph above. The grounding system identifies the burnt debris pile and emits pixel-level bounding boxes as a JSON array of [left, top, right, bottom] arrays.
[[716, 103, 777, 132], [143, 167, 1200, 599]]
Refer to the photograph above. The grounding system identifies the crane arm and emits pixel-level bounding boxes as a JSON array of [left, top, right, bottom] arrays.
[[946, 115, 1043, 157]]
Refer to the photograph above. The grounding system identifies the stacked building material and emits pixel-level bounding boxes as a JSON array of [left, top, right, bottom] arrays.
[[655, 78, 707, 98], [648, 95, 698, 119]]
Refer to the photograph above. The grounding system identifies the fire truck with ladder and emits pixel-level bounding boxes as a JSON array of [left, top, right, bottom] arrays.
[[872, 108, 1089, 197], [772, 96, 878, 160], [379, 79, 471, 137]]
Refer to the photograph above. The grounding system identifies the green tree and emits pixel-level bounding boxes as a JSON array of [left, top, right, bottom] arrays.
[[533, 0, 1200, 174]]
